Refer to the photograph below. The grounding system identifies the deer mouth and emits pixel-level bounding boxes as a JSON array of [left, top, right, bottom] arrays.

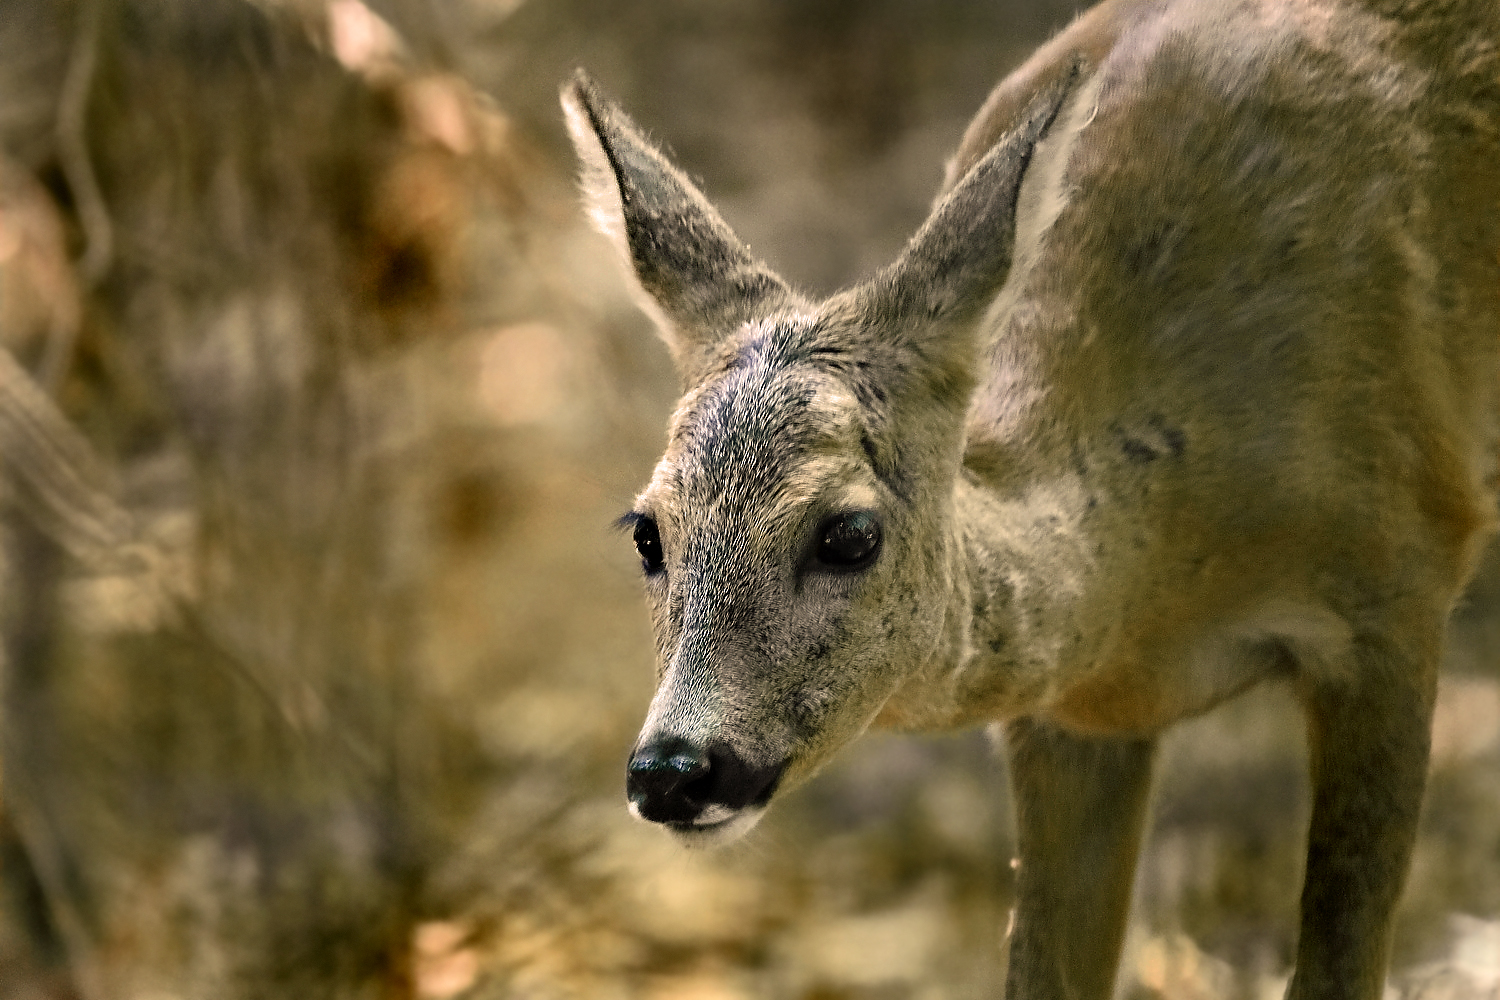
[[663, 806, 771, 846]]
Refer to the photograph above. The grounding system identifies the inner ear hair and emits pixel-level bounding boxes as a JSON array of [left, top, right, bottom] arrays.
[[560, 70, 800, 375]]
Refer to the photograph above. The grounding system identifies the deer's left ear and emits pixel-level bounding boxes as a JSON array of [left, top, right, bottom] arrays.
[[562, 71, 797, 375], [846, 60, 1080, 399]]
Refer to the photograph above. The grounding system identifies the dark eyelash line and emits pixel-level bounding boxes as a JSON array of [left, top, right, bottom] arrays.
[[614, 510, 648, 532]]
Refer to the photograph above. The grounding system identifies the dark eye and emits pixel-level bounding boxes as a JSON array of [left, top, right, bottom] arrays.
[[815, 512, 881, 569], [633, 516, 665, 574]]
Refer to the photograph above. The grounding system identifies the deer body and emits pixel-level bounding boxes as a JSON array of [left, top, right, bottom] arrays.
[[563, 0, 1500, 996]]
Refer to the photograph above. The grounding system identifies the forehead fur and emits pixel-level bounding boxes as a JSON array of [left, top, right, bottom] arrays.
[[647, 317, 874, 522]]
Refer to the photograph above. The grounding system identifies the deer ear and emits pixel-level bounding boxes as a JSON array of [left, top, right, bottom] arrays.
[[561, 71, 796, 372], [849, 60, 1081, 394]]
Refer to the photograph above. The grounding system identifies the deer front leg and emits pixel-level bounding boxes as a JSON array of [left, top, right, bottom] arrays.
[[1003, 716, 1157, 1000], [1288, 633, 1438, 1000]]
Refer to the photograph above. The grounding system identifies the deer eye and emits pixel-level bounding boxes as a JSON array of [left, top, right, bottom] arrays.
[[632, 516, 665, 574], [815, 512, 881, 570]]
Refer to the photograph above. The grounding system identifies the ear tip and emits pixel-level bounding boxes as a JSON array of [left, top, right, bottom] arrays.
[[560, 68, 592, 112], [563, 70, 613, 129]]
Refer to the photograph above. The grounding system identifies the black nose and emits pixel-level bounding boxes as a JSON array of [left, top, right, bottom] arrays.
[[627, 736, 786, 825]]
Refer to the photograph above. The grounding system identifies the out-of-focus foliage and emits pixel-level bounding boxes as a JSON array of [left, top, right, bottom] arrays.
[[1, 2, 1499, 999]]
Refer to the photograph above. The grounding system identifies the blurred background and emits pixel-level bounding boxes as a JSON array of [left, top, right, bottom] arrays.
[[1, 1, 1499, 998]]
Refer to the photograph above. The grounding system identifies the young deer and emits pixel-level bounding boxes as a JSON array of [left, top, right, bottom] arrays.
[[562, 0, 1500, 996]]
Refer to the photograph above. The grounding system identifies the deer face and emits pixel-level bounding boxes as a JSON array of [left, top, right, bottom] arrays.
[[623, 319, 961, 843]]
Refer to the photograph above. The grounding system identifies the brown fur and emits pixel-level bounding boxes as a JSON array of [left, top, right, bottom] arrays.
[[565, 0, 1500, 995]]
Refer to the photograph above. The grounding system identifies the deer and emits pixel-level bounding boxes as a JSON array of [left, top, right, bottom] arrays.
[[561, 0, 1500, 995]]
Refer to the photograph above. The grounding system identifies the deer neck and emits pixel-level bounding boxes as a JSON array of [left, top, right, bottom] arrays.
[[875, 465, 1104, 731]]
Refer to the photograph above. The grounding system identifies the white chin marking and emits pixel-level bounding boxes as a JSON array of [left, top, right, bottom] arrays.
[[668, 807, 766, 847], [626, 800, 767, 846], [693, 803, 736, 825]]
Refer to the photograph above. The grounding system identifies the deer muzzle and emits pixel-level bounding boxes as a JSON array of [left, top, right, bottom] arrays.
[[626, 734, 787, 839]]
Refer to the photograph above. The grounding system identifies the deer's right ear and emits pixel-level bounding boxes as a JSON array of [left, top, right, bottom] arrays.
[[561, 71, 795, 373]]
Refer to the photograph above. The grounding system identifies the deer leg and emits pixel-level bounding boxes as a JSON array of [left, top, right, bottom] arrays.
[[1287, 632, 1438, 1000], [1003, 716, 1157, 1000]]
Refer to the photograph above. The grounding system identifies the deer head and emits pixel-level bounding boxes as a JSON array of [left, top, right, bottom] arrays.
[[562, 68, 1075, 843]]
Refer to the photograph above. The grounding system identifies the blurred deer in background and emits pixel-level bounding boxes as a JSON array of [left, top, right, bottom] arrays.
[[564, 0, 1500, 995]]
